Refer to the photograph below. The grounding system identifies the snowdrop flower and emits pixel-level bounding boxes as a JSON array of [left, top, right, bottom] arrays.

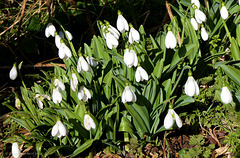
[[184, 75, 199, 97], [86, 56, 98, 67], [122, 86, 137, 103], [84, 114, 96, 130], [78, 86, 91, 102], [58, 42, 72, 60], [191, 17, 198, 31], [128, 24, 140, 44], [36, 94, 50, 109], [221, 86, 232, 104], [45, 23, 56, 38], [164, 109, 182, 129], [9, 63, 18, 80], [55, 35, 61, 49], [165, 29, 177, 49], [52, 88, 62, 104], [220, 4, 228, 20], [104, 29, 119, 49], [135, 66, 148, 82], [70, 73, 78, 92], [15, 96, 21, 109], [194, 7, 207, 24], [51, 120, 68, 138], [123, 48, 138, 68], [65, 30, 73, 40], [191, 0, 200, 9], [54, 79, 65, 91], [12, 142, 21, 158], [102, 21, 120, 40], [201, 26, 208, 41], [77, 56, 90, 73], [116, 10, 129, 33]]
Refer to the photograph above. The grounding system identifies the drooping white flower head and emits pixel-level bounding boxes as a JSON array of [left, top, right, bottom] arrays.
[[55, 35, 61, 49], [15, 96, 21, 109], [194, 7, 207, 24], [102, 21, 120, 40], [191, 0, 200, 9], [58, 42, 72, 60], [135, 66, 148, 82], [78, 86, 91, 102], [191, 17, 198, 31], [9, 63, 18, 80], [84, 114, 96, 130], [164, 109, 182, 129], [35, 94, 51, 109], [165, 29, 177, 49], [65, 30, 73, 40], [116, 10, 129, 33], [184, 73, 199, 97], [220, 5, 228, 20], [86, 56, 98, 67], [12, 142, 21, 158], [123, 48, 138, 68], [70, 73, 78, 92], [51, 120, 68, 138], [104, 29, 119, 49], [45, 23, 56, 38], [52, 88, 62, 104], [122, 86, 137, 103], [128, 24, 140, 44], [201, 27, 208, 41], [77, 56, 90, 73], [220, 86, 232, 104], [54, 79, 65, 91]]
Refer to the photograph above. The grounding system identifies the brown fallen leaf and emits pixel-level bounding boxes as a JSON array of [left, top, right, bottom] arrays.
[[215, 144, 230, 157]]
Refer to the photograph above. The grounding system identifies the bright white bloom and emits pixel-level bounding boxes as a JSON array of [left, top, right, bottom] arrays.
[[201, 27, 208, 41], [52, 88, 62, 104], [122, 86, 137, 103], [51, 120, 68, 138], [123, 48, 138, 68], [54, 79, 65, 91], [102, 23, 120, 40], [45, 23, 56, 38], [135, 66, 148, 82], [65, 30, 73, 40], [9, 63, 17, 80], [12, 142, 21, 158], [78, 86, 91, 102], [164, 109, 182, 129], [128, 26, 140, 44], [105, 31, 119, 49], [55, 35, 61, 49], [86, 56, 98, 67], [220, 6, 228, 20], [84, 114, 96, 130], [35, 94, 50, 109], [195, 9, 207, 24], [116, 10, 129, 33], [184, 76, 199, 97], [77, 56, 90, 73], [191, 0, 200, 9], [191, 18, 198, 30], [165, 31, 177, 49], [221, 86, 232, 104], [70, 73, 78, 92], [58, 42, 72, 60]]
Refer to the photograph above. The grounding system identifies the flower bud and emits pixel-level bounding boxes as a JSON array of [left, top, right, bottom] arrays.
[[220, 5, 228, 20], [116, 10, 129, 33], [123, 48, 138, 68], [122, 86, 137, 103], [70, 73, 78, 92], [9, 63, 18, 80], [84, 114, 96, 130], [220, 86, 232, 104], [165, 30, 177, 49], [201, 27, 208, 41], [184, 76, 199, 97], [12, 142, 21, 158]]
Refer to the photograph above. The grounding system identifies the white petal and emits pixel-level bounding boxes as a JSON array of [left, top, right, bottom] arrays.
[[84, 114, 92, 130], [70, 73, 78, 91], [55, 35, 61, 49], [45, 26, 50, 38], [65, 30, 73, 40], [52, 89, 62, 104], [195, 9, 206, 24], [131, 28, 140, 43], [201, 27, 208, 41], [58, 121, 68, 137], [86, 56, 98, 67], [164, 110, 174, 129], [51, 121, 60, 137], [106, 33, 119, 49], [37, 99, 43, 109], [109, 25, 120, 39], [48, 23, 56, 37], [221, 87, 232, 104], [117, 15, 129, 33], [83, 87, 91, 100], [191, 0, 200, 9], [80, 56, 90, 72], [135, 68, 141, 82], [173, 110, 182, 128], [124, 49, 135, 68], [220, 6, 228, 20], [9, 66, 18, 80], [191, 18, 198, 31], [185, 76, 198, 97], [132, 50, 138, 67], [64, 45, 72, 58], [139, 67, 148, 81], [165, 31, 177, 49], [122, 90, 127, 103], [12, 142, 21, 158]]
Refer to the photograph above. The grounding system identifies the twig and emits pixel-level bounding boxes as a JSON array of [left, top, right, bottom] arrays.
[[84, 0, 96, 35], [165, 1, 181, 47]]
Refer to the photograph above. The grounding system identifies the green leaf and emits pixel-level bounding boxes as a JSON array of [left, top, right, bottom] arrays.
[[173, 95, 195, 109], [71, 139, 94, 157], [119, 117, 135, 137], [231, 38, 240, 61], [44, 145, 70, 157], [221, 64, 240, 86]]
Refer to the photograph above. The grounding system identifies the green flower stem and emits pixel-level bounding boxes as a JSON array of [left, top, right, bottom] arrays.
[[222, 18, 232, 42]]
